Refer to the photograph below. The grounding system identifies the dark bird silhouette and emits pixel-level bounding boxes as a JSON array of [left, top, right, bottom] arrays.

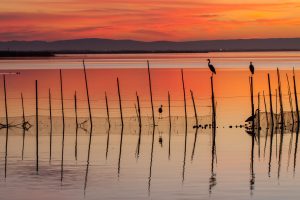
[[245, 115, 255, 123], [249, 62, 254, 75], [245, 109, 259, 122], [207, 59, 216, 75], [158, 105, 163, 119]]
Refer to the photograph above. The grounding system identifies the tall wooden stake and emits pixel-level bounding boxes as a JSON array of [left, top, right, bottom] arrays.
[[211, 76, 216, 129], [250, 76, 255, 176], [60, 69, 65, 182], [3, 75, 9, 178], [21, 93, 25, 160], [263, 91, 269, 127], [168, 91, 171, 159], [105, 92, 111, 128], [49, 89, 52, 161], [258, 92, 261, 158], [147, 60, 155, 126], [181, 69, 187, 129], [286, 74, 294, 123], [268, 74, 274, 127], [293, 68, 299, 124], [136, 92, 142, 128], [190, 90, 198, 126], [277, 68, 284, 128], [117, 78, 124, 127], [35, 80, 39, 172], [74, 91, 78, 160], [83, 60, 93, 134]]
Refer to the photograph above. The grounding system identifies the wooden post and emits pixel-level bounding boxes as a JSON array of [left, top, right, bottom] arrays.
[[117, 78, 124, 176], [82, 61, 93, 182], [135, 92, 142, 159], [190, 90, 198, 126], [74, 91, 78, 160], [3, 75, 8, 127], [60, 69, 65, 181], [117, 78, 123, 127], [275, 89, 278, 158], [249, 76, 255, 179], [118, 126, 124, 176], [277, 69, 285, 179], [211, 76, 216, 129], [82, 60, 93, 133], [257, 92, 261, 158], [168, 91, 171, 129], [181, 69, 188, 182], [286, 74, 294, 123], [35, 80, 39, 172], [21, 93, 25, 160], [148, 126, 155, 195], [3, 75, 9, 178], [268, 74, 274, 127], [277, 68, 284, 128], [293, 68, 299, 124], [106, 127, 111, 159], [293, 68, 300, 174], [136, 92, 142, 128], [147, 60, 155, 126], [263, 91, 269, 128], [168, 91, 171, 159], [49, 89, 52, 161], [181, 69, 187, 129], [105, 92, 111, 128]]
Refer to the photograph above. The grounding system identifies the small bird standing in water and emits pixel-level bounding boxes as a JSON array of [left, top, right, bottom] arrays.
[[158, 105, 163, 119], [207, 59, 216, 75], [249, 62, 254, 75]]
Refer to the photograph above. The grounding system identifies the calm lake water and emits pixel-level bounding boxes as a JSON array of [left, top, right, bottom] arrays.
[[1, 52, 300, 199]]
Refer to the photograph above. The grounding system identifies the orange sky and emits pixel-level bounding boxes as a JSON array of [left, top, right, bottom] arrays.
[[1, 0, 300, 41]]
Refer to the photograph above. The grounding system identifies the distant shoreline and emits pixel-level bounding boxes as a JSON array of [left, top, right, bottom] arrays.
[[2, 49, 300, 58]]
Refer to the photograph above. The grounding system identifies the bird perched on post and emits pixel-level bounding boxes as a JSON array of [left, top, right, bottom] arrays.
[[249, 62, 254, 75], [158, 105, 163, 119], [207, 59, 216, 75]]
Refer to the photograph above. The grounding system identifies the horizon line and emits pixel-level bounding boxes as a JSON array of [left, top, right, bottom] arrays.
[[2, 36, 300, 43]]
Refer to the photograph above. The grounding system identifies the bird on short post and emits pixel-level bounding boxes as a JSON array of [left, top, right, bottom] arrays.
[[249, 62, 254, 75], [158, 105, 163, 119], [207, 59, 216, 76]]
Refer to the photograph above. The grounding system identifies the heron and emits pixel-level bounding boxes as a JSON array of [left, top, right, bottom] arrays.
[[249, 62, 254, 75], [158, 105, 163, 119], [207, 59, 216, 75]]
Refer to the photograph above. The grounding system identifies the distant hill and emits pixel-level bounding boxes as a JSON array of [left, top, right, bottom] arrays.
[[1, 38, 300, 52]]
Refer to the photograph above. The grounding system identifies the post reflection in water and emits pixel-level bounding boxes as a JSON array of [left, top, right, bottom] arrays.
[[3, 65, 300, 200], [148, 126, 156, 196]]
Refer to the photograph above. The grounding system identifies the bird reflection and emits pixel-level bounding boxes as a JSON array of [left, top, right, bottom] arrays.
[[159, 131, 163, 147]]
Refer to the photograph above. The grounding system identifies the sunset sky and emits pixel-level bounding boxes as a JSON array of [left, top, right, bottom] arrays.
[[1, 0, 300, 41]]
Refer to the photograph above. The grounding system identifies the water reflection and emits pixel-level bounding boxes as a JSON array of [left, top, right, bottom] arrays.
[[148, 126, 155, 196], [2, 66, 300, 199]]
